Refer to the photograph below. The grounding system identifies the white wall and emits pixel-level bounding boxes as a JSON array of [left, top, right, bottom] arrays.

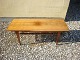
[[0, 0, 70, 19]]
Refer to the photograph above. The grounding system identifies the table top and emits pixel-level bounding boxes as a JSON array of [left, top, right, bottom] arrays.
[[7, 19, 69, 32]]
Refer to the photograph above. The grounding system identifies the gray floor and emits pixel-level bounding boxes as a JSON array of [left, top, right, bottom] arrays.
[[0, 20, 80, 60]]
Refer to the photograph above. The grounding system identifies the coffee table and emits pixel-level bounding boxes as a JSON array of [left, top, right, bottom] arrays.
[[7, 19, 69, 45]]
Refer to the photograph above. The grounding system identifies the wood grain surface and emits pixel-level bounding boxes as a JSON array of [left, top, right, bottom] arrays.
[[7, 19, 69, 31]]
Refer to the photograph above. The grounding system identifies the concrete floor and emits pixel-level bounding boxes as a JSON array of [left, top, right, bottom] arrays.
[[0, 19, 80, 60]]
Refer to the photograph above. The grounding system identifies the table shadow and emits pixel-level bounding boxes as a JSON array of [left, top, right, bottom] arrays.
[[35, 30, 80, 43]]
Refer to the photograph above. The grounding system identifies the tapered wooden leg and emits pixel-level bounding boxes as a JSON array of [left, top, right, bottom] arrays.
[[15, 31, 21, 45], [56, 32, 61, 45]]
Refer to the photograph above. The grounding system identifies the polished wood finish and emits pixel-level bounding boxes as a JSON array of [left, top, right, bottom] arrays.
[[15, 31, 21, 45], [7, 19, 69, 31], [7, 19, 69, 45], [56, 32, 61, 45]]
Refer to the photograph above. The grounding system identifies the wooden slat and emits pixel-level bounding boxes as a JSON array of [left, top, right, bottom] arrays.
[[7, 19, 69, 31]]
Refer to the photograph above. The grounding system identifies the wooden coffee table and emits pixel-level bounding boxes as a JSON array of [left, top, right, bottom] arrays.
[[7, 19, 69, 45]]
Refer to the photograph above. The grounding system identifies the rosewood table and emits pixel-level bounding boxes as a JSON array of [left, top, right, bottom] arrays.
[[7, 19, 69, 45]]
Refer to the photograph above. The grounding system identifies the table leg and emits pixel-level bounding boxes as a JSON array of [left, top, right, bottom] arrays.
[[56, 32, 61, 45], [15, 31, 21, 45]]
